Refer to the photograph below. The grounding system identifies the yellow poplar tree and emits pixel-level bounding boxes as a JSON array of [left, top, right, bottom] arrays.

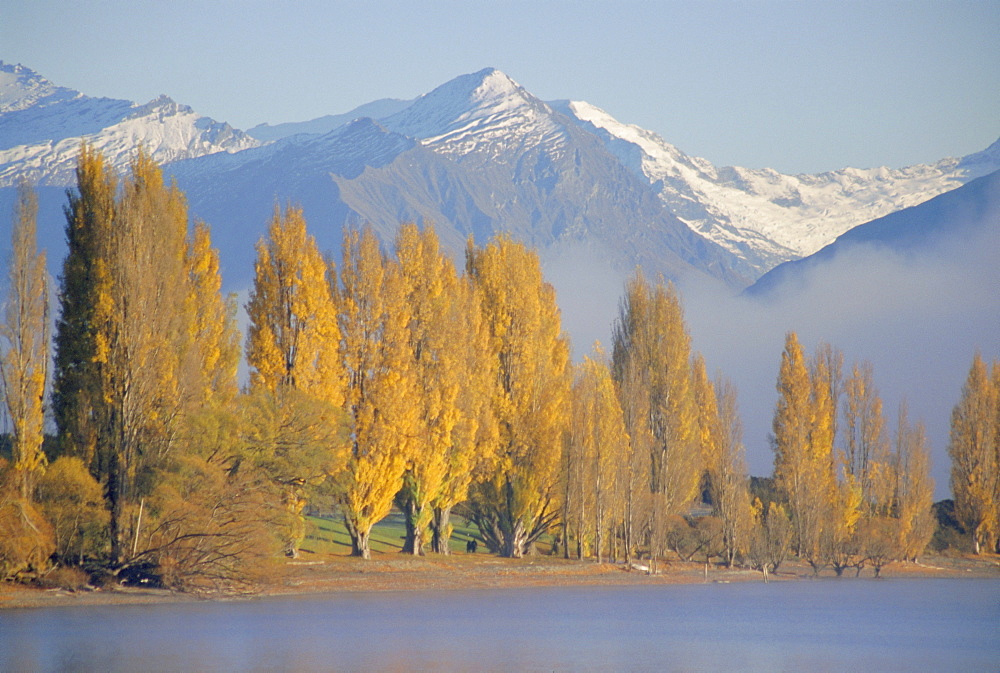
[[245, 204, 345, 556], [894, 402, 935, 561], [429, 273, 498, 554], [711, 375, 754, 568], [948, 353, 999, 554], [1, 181, 49, 500], [612, 271, 700, 568], [842, 361, 892, 514], [772, 332, 830, 562], [394, 223, 464, 555], [566, 346, 627, 562], [466, 236, 570, 558], [100, 148, 191, 565], [246, 204, 344, 402], [181, 221, 240, 407], [338, 227, 419, 558]]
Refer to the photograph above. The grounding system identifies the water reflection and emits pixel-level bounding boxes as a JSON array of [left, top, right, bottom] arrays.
[[1, 579, 997, 672]]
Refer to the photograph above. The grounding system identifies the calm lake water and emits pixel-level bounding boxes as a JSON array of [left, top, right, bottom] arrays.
[[1, 578, 997, 672]]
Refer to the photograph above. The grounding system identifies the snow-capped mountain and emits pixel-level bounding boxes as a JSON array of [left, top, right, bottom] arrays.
[[557, 100, 1000, 275], [3, 61, 997, 290], [747, 167, 1000, 296], [0, 62, 258, 187], [167, 68, 747, 289], [379, 68, 569, 164]]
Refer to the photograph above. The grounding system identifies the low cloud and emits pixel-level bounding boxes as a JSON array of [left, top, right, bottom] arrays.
[[551, 225, 999, 499]]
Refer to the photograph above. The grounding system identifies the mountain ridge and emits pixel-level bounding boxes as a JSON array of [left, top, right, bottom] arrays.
[[2, 62, 997, 288]]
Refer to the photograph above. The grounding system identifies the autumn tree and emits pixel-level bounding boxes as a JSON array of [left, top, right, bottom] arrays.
[[428, 273, 497, 554], [52, 147, 265, 578], [245, 204, 346, 556], [1, 180, 49, 500], [842, 361, 892, 515], [709, 375, 754, 568], [92, 149, 195, 566], [564, 346, 627, 562], [181, 221, 240, 408], [52, 143, 116, 472], [771, 332, 836, 568], [612, 271, 700, 570], [338, 227, 418, 559], [748, 500, 792, 578], [51, 148, 191, 566], [466, 237, 570, 558], [893, 403, 935, 561], [616, 361, 652, 566], [0, 466, 54, 581], [947, 353, 998, 554], [393, 223, 469, 555]]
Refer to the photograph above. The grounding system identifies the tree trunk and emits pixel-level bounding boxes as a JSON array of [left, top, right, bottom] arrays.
[[345, 517, 372, 559], [108, 463, 127, 568], [400, 497, 424, 555], [503, 521, 527, 558], [430, 505, 452, 555]]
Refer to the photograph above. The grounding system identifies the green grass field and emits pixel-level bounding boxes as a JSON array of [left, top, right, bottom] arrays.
[[301, 511, 486, 556]]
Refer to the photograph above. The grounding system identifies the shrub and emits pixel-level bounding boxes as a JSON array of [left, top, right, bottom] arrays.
[[36, 457, 109, 564], [36, 565, 90, 590]]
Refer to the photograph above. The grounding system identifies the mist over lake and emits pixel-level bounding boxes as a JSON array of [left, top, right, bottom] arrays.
[[2, 578, 997, 672]]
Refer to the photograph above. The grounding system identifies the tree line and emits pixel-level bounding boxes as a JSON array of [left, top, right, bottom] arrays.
[[1, 147, 996, 591]]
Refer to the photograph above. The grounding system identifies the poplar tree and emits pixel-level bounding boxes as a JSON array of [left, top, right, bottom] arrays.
[[182, 221, 240, 408], [338, 227, 418, 558], [245, 204, 346, 556], [948, 353, 999, 554], [100, 149, 190, 565], [466, 237, 570, 558], [565, 347, 627, 562], [893, 402, 935, 561], [1, 181, 49, 500], [842, 361, 892, 514], [246, 204, 344, 402], [772, 332, 835, 564], [52, 143, 116, 471], [428, 273, 498, 554], [612, 271, 700, 569], [710, 376, 753, 568], [394, 223, 465, 555]]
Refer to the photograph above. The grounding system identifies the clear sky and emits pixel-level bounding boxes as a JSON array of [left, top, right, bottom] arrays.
[[3, 0, 998, 174]]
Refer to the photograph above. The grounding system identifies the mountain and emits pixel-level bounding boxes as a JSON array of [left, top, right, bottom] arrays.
[[747, 167, 1000, 296], [0, 61, 259, 187], [168, 68, 749, 290], [2, 61, 998, 292], [556, 100, 1000, 276]]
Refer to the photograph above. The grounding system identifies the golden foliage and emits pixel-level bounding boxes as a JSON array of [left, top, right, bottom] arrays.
[[246, 204, 344, 406], [36, 456, 109, 563], [466, 236, 570, 558], [338, 227, 419, 558], [0, 181, 49, 500], [948, 353, 999, 554]]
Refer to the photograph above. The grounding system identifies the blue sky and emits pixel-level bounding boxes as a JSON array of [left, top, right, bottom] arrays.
[[3, 0, 997, 174]]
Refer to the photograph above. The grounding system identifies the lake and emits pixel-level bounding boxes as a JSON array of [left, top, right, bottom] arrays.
[[1, 578, 997, 672]]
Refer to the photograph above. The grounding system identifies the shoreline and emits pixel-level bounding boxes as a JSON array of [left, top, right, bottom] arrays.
[[2, 552, 997, 611]]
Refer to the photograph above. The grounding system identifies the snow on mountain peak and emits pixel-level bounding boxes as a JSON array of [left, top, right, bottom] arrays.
[[0, 61, 81, 113], [0, 67, 259, 187], [380, 67, 565, 160], [558, 98, 1000, 272]]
